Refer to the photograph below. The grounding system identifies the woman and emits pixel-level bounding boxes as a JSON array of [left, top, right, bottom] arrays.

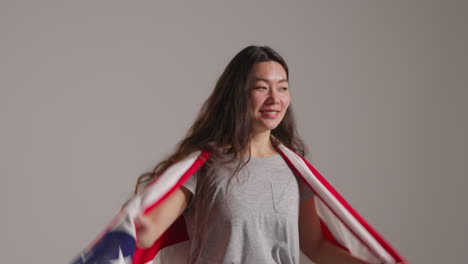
[[132, 46, 376, 264]]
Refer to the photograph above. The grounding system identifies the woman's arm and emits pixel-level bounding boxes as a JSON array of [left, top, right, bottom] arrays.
[[134, 186, 192, 248], [299, 198, 368, 264]]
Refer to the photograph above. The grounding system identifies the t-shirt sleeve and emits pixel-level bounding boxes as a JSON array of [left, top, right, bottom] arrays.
[[299, 180, 316, 202], [181, 171, 197, 195], [181, 172, 198, 210]]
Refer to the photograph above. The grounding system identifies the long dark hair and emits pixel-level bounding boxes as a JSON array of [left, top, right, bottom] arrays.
[[135, 45, 306, 193]]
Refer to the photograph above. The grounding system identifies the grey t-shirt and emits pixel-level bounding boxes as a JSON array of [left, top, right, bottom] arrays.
[[181, 154, 315, 264]]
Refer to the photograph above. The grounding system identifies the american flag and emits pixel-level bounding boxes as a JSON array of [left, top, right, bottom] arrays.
[[71, 147, 405, 264], [71, 213, 136, 264]]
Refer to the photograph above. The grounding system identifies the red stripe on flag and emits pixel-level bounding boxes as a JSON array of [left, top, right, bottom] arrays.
[[320, 221, 349, 252]]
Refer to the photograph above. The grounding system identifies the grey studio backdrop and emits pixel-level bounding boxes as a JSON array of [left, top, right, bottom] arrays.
[[1, 1, 467, 263]]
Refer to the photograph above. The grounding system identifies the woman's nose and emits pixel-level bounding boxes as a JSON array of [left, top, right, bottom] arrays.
[[267, 88, 280, 104]]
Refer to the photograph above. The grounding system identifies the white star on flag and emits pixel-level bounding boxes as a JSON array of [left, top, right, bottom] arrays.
[[109, 247, 132, 264]]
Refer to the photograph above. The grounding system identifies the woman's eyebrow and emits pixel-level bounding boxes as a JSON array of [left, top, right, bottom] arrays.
[[255, 77, 288, 84]]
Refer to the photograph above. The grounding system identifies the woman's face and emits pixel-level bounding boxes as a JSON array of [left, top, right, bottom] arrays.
[[250, 61, 290, 134]]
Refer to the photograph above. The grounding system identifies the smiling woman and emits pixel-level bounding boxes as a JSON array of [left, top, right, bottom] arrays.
[[250, 61, 291, 136], [134, 46, 315, 263], [72, 46, 405, 264], [129, 46, 398, 264]]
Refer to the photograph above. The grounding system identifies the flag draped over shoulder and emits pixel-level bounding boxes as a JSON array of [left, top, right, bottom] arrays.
[[71, 144, 406, 264]]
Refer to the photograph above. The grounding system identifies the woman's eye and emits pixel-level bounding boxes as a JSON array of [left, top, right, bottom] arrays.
[[255, 86, 267, 90], [280, 87, 288, 91]]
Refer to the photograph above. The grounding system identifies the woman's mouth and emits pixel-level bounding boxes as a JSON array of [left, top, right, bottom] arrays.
[[260, 110, 280, 118]]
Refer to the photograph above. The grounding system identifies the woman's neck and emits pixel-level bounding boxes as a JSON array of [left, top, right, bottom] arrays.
[[248, 130, 277, 157]]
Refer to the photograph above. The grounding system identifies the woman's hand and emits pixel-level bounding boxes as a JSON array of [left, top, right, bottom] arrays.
[[134, 186, 192, 248], [134, 214, 155, 248]]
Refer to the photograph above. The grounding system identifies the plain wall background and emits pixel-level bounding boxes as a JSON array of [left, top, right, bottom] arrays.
[[1, 1, 467, 263]]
